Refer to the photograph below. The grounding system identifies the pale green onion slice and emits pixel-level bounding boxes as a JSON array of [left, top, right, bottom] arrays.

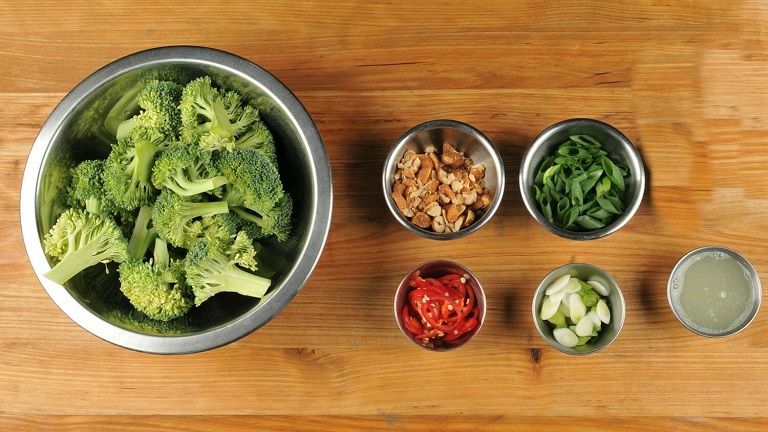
[[553, 328, 579, 348], [587, 279, 610, 296], [545, 274, 571, 295], [562, 278, 582, 293], [575, 312, 596, 337], [568, 293, 587, 323], [596, 299, 611, 324], [540, 295, 560, 320]]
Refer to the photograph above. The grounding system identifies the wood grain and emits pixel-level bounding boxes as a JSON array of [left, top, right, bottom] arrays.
[[2, 0, 768, 430]]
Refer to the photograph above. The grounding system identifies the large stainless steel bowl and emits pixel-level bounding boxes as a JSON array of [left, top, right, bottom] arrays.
[[20, 46, 333, 354]]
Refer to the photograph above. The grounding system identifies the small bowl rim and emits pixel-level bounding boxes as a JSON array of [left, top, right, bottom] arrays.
[[519, 118, 646, 241], [382, 119, 505, 241], [532, 262, 626, 355], [667, 245, 762, 338], [394, 259, 487, 352]]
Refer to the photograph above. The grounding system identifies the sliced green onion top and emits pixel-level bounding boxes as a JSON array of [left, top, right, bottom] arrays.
[[532, 134, 630, 232]]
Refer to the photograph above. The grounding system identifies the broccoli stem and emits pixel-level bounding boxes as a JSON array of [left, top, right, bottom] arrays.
[[184, 200, 230, 220], [127, 206, 156, 260], [166, 171, 229, 197], [44, 241, 110, 285], [217, 265, 272, 299], [230, 205, 265, 226], [104, 82, 144, 137], [153, 238, 169, 270], [134, 138, 158, 184], [209, 99, 234, 139]]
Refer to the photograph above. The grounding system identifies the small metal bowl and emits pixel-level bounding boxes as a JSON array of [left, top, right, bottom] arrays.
[[519, 118, 645, 240], [382, 119, 505, 240], [668, 246, 761, 338], [394, 260, 487, 351], [532, 263, 625, 355]]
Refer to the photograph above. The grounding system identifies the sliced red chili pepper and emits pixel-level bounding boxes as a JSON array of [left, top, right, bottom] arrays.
[[400, 271, 481, 348], [401, 305, 423, 336]]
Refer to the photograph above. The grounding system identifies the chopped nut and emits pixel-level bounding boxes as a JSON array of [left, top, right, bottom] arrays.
[[438, 184, 455, 200], [393, 181, 406, 197], [391, 192, 407, 211], [417, 166, 432, 184], [472, 193, 491, 210], [470, 164, 485, 180], [391, 145, 490, 234], [465, 209, 476, 226], [454, 215, 465, 231], [442, 143, 465, 167], [412, 212, 432, 228], [445, 203, 459, 223], [432, 215, 446, 233], [425, 201, 441, 217]]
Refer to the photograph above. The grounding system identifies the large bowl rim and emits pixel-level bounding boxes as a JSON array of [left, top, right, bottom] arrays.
[[519, 118, 645, 241], [382, 119, 505, 241], [19, 46, 333, 354]]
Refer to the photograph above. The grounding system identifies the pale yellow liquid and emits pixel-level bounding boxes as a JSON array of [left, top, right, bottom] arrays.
[[671, 253, 754, 333]]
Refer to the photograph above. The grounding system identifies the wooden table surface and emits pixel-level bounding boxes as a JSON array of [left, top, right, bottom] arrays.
[[3, 1, 768, 430]]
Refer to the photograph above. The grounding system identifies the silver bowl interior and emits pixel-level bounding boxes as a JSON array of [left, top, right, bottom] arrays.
[[532, 263, 626, 355], [519, 118, 645, 240], [19, 46, 332, 354], [382, 119, 505, 240]]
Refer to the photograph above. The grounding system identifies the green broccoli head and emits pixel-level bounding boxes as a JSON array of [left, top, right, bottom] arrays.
[[67, 159, 117, 215], [118, 238, 192, 322], [184, 237, 272, 307], [179, 76, 260, 148], [115, 80, 184, 141], [231, 193, 293, 242], [231, 119, 278, 166], [216, 148, 292, 241], [151, 144, 228, 197], [152, 189, 230, 249], [217, 148, 284, 215], [40, 150, 75, 234], [42, 208, 129, 285], [102, 127, 168, 211]]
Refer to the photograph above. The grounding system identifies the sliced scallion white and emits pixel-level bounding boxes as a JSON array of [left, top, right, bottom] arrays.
[[553, 328, 579, 348], [587, 279, 610, 296], [545, 274, 571, 295], [596, 299, 611, 324]]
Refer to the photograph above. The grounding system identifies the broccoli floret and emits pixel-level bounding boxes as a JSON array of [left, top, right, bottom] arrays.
[[102, 126, 168, 211], [151, 144, 228, 196], [127, 205, 157, 260], [39, 151, 75, 234], [217, 148, 292, 241], [184, 237, 272, 306], [152, 189, 229, 248], [115, 80, 183, 141], [230, 193, 293, 242], [104, 82, 145, 139], [118, 238, 192, 322], [67, 159, 117, 215], [42, 208, 129, 285], [179, 76, 260, 148], [217, 148, 284, 214], [232, 120, 278, 166]]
